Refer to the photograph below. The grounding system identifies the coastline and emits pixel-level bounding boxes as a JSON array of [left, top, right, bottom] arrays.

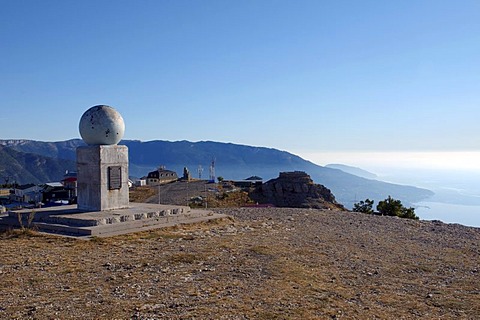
[[415, 201, 480, 228]]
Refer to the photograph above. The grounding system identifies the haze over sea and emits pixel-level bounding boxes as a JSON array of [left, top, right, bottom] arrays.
[[301, 151, 480, 228]]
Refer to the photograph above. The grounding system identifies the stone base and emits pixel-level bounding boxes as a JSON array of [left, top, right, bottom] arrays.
[[0, 204, 227, 239], [77, 145, 130, 211]]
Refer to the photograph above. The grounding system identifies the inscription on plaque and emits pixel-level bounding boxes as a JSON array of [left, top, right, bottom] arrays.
[[108, 166, 122, 190]]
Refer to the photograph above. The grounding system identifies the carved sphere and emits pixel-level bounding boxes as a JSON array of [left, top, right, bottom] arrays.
[[79, 105, 125, 145]]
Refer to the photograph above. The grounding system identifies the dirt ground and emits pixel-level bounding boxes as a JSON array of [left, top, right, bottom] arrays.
[[1, 207, 479, 319]]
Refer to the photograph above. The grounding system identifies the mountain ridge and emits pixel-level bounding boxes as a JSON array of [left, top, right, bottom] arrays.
[[326, 163, 378, 180], [0, 139, 433, 207], [0, 145, 76, 184]]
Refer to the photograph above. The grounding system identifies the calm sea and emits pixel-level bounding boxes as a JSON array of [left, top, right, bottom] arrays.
[[415, 201, 480, 228]]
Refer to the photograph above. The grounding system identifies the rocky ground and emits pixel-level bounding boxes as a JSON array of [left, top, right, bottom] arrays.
[[142, 180, 214, 206], [1, 207, 479, 319]]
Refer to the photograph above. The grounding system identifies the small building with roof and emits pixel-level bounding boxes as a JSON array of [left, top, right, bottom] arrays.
[[146, 166, 178, 186], [11, 184, 40, 203], [41, 182, 75, 205], [232, 176, 263, 189]]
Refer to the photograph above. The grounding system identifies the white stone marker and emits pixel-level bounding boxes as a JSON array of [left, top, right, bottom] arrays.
[[77, 105, 129, 211]]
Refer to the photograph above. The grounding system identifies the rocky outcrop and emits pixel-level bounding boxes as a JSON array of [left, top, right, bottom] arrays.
[[249, 171, 344, 209]]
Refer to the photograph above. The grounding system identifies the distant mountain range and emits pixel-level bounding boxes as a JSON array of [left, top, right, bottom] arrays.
[[0, 139, 434, 208], [325, 164, 378, 180], [0, 144, 76, 184]]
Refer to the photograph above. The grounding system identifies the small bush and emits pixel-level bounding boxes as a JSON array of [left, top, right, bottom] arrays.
[[377, 196, 419, 220], [354, 196, 419, 220], [352, 199, 374, 214], [16, 211, 37, 231]]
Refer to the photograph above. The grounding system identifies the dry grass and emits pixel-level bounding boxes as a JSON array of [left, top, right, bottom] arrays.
[[129, 186, 156, 203], [0, 208, 479, 319], [207, 190, 254, 208]]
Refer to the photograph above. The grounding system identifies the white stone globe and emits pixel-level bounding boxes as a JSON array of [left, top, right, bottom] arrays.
[[79, 105, 125, 145]]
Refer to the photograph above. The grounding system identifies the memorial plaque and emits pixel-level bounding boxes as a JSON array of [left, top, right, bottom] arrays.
[[108, 166, 122, 190]]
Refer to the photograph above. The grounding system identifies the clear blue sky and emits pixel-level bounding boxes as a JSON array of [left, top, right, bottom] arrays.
[[1, 0, 480, 154]]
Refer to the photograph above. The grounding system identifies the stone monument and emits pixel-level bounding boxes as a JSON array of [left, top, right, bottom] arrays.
[[77, 105, 129, 211], [0, 104, 228, 238]]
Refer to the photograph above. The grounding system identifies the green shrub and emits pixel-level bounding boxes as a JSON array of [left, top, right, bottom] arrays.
[[377, 196, 418, 220], [352, 199, 374, 214]]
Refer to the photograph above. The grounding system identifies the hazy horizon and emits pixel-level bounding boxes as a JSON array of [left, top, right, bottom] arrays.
[[300, 150, 480, 196], [299, 150, 480, 227]]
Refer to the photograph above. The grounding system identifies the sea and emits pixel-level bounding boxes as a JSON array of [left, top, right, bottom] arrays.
[[414, 201, 480, 228], [301, 151, 480, 228], [380, 170, 480, 228]]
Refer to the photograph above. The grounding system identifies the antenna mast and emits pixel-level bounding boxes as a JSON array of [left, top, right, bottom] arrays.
[[209, 158, 216, 183]]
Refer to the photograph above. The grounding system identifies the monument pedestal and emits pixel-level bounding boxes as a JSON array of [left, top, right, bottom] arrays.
[[0, 105, 228, 238], [77, 145, 129, 211], [1, 204, 227, 238]]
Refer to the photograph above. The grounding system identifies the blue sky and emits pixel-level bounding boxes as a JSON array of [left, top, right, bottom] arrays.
[[1, 1, 480, 157]]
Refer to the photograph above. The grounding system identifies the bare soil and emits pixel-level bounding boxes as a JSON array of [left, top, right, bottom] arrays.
[[138, 180, 253, 208], [142, 180, 213, 206], [1, 207, 479, 319]]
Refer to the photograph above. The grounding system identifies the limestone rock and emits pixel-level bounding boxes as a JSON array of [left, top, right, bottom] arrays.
[[249, 171, 344, 210]]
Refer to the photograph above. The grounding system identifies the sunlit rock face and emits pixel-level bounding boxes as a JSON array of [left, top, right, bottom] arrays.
[[249, 171, 344, 210]]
